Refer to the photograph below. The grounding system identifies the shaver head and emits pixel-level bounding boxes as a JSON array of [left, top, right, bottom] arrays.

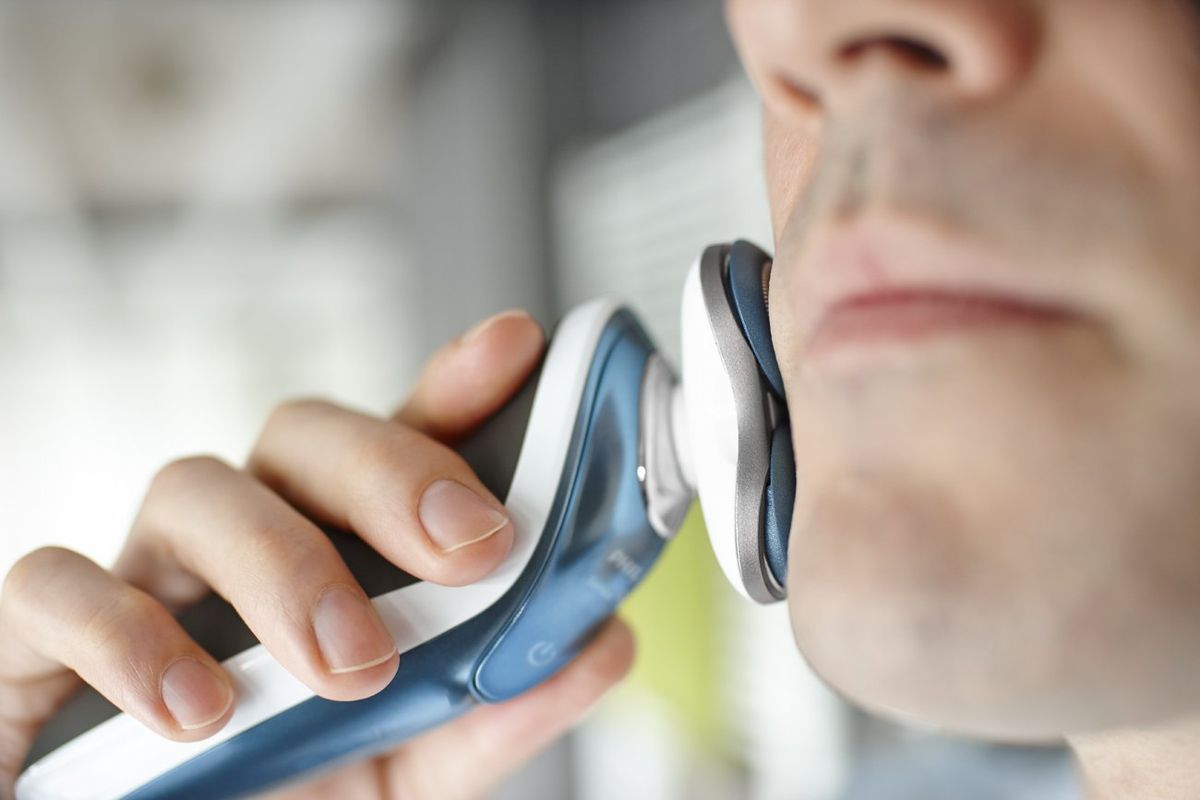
[[679, 241, 794, 604]]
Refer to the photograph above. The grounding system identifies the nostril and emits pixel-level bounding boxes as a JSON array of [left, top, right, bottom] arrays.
[[839, 34, 951, 73]]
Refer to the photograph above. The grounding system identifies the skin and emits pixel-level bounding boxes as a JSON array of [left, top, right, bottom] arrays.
[[0, 311, 634, 800], [725, 0, 1200, 796], [5, 2, 1200, 798]]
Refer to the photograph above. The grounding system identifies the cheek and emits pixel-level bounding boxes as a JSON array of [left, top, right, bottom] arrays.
[[762, 113, 819, 247]]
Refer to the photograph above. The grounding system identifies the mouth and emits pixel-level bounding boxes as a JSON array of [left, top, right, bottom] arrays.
[[794, 214, 1091, 362], [807, 289, 1081, 358]]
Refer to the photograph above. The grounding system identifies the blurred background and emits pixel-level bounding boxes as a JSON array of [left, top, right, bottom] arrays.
[[0, 1, 1081, 798]]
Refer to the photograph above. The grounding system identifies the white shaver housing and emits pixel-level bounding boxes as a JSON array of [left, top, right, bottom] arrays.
[[678, 253, 784, 604]]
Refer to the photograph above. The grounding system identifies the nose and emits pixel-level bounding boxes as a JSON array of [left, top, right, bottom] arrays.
[[730, 0, 1039, 116]]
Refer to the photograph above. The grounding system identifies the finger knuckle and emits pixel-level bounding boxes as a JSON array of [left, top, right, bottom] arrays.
[[236, 524, 332, 619], [263, 397, 332, 433], [352, 430, 410, 488], [3, 546, 78, 606], [150, 455, 230, 496], [244, 521, 320, 571], [80, 592, 172, 704], [79, 589, 162, 653]]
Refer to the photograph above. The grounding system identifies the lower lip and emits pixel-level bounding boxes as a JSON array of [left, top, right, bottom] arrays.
[[805, 292, 1079, 360]]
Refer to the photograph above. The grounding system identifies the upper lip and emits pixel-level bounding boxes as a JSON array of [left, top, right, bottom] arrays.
[[789, 212, 1088, 349]]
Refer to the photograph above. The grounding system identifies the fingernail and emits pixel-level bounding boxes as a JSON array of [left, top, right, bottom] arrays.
[[161, 657, 234, 731], [312, 586, 397, 674], [419, 479, 510, 553], [462, 309, 534, 345]]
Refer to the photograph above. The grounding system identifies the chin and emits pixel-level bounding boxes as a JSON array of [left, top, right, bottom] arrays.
[[784, 473, 1200, 741], [780, 333, 1200, 741]]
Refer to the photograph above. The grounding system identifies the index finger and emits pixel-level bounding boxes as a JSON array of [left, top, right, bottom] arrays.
[[393, 310, 545, 441]]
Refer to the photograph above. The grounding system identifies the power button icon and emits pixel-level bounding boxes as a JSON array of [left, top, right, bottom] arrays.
[[527, 641, 558, 667]]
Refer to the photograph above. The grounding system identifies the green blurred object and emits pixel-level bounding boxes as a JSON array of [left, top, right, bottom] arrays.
[[619, 501, 732, 757]]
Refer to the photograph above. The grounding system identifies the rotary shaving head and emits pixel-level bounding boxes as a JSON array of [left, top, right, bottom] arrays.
[[678, 242, 794, 604]]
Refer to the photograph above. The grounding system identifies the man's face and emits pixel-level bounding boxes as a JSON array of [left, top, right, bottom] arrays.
[[728, 0, 1200, 740]]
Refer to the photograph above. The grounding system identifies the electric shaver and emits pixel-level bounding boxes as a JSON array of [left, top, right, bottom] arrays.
[[17, 240, 791, 800]]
